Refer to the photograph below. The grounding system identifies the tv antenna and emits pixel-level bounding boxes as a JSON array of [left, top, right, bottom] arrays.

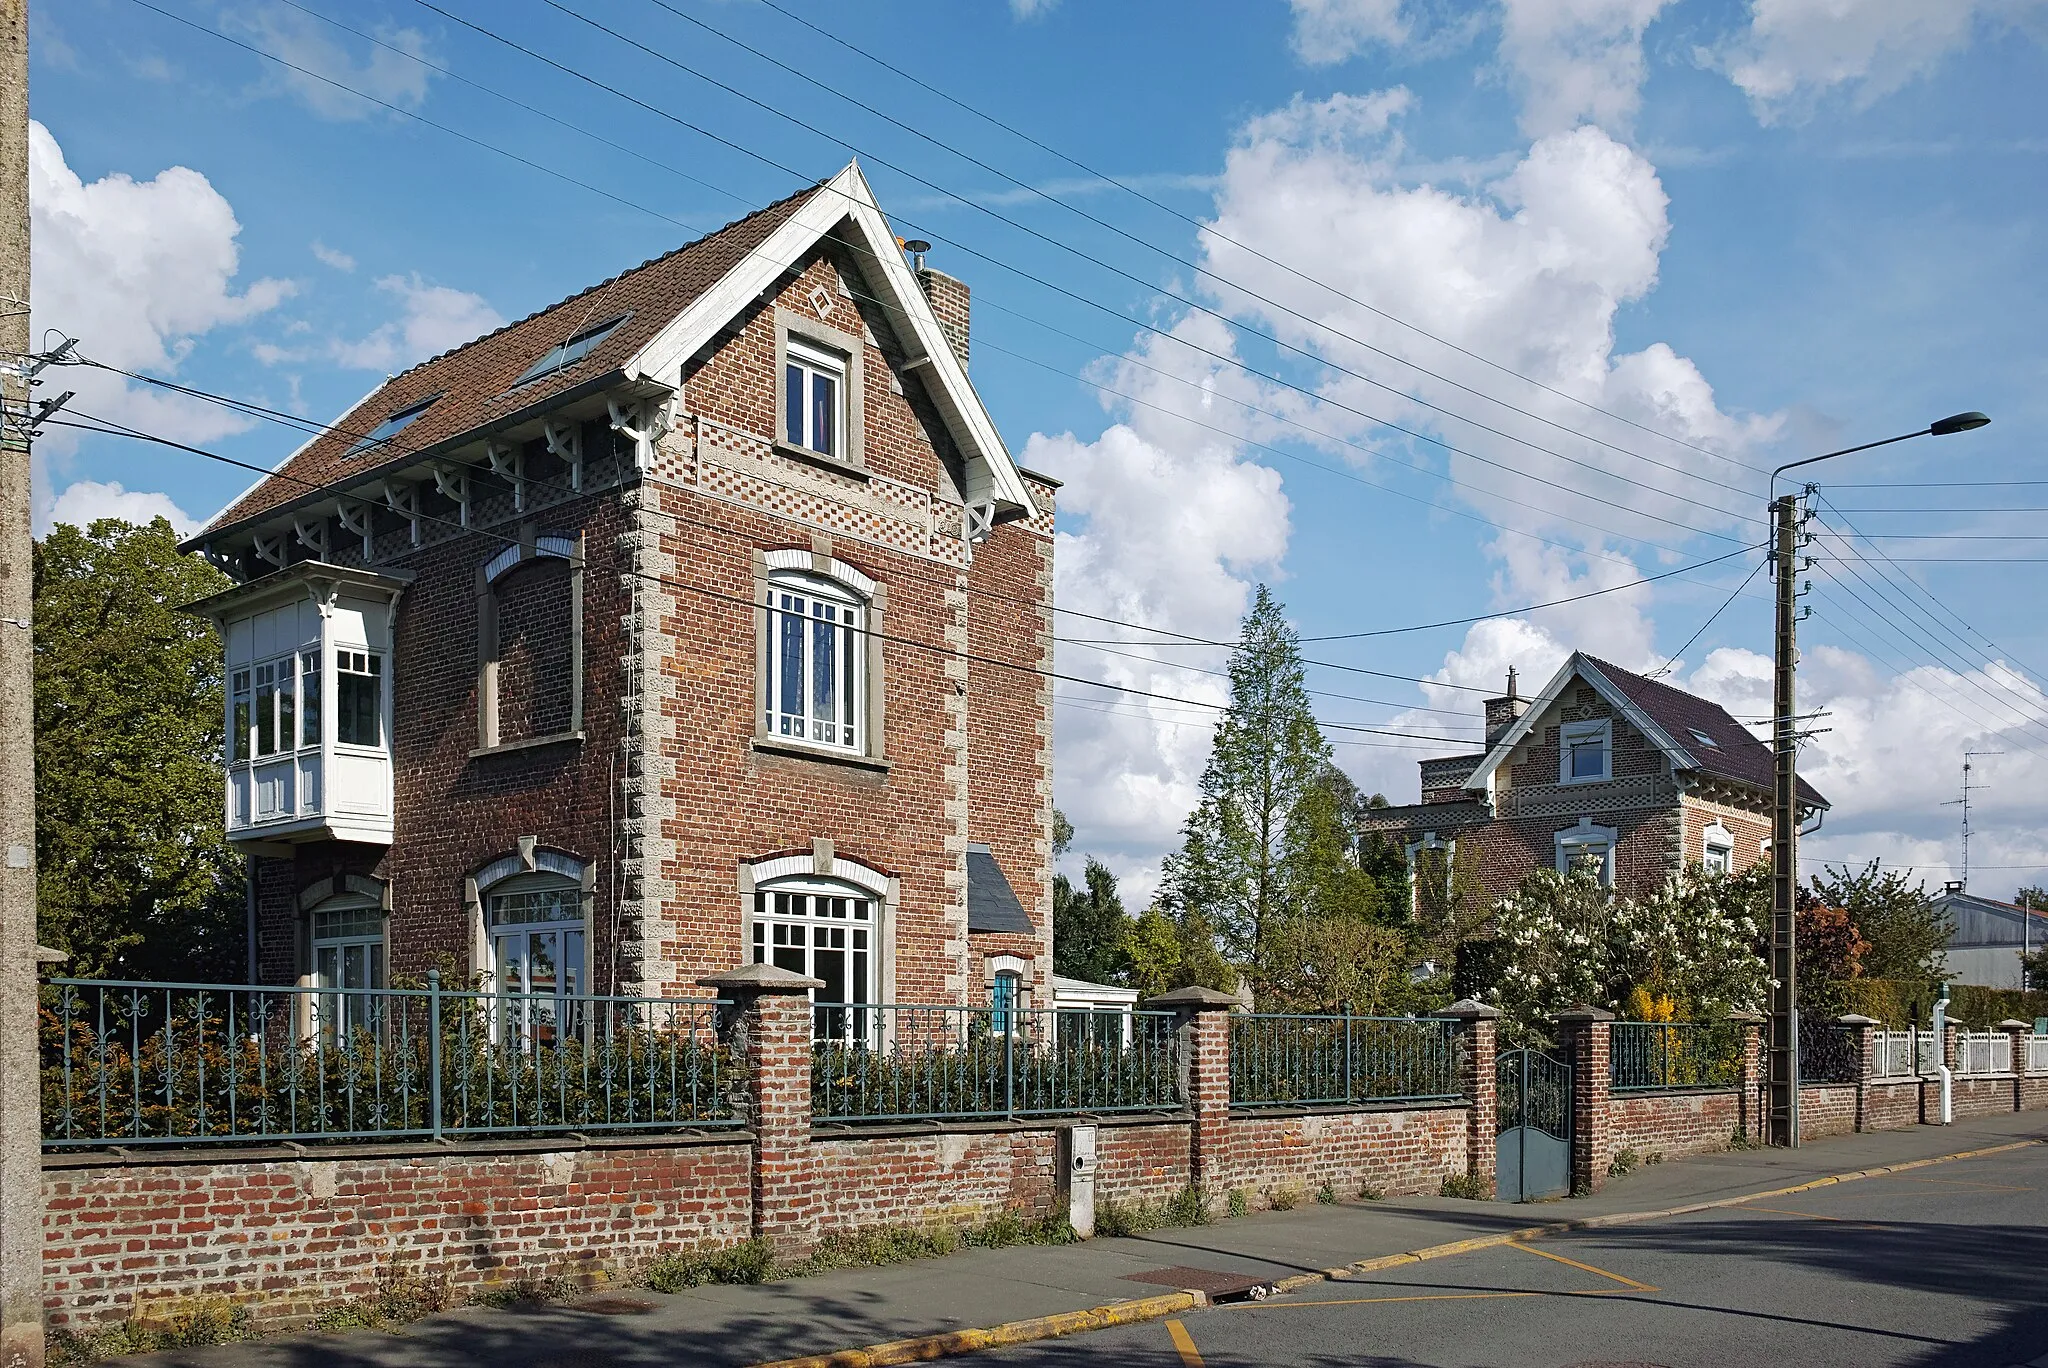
[[1941, 749, 2003, 891]]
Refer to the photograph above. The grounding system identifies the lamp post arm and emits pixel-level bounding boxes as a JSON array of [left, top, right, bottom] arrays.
[[1770, 427, 1930, 501]]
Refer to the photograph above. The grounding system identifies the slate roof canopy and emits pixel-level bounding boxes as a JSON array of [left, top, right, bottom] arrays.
[[966, 843, 1035, 935]]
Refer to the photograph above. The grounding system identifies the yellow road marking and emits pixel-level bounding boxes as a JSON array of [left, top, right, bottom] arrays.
[[1503, 1238, 1655, 1290], [1165, 1318, 1203, 1367], [1230, 1288, 1645, 1310], [1740, 1204, 1888, 1228]]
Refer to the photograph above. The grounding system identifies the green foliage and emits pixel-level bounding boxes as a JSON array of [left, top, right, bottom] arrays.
[[470, 1275, 583, 1309], [1836, 978, 1926, 1028], [1053, 808, 1075, 858], [49, 1297, 252, 1366], [1438, 1172, 1491, 1200], [1160, 586, 1331, 977], [1266, 1185, 1300, 1211], [1949, 984, 2048, 1030], [1095, 1184, 1211, 1237], [1357, 825, 1413, 930], [642, 1240, 775, 1292], [1357, 1182, 1386, 1201], [1810, 862, 1951, 987], [1124, 903, 1236, 999], [1315, 1180, 1337, 1205], [1227, 1187, 1249, 1218], [34, 517, 242, 979], [1608, 1146, 1641, 1179], [1053, 857, 1134, 986], [313, 1261, 453, 1330], [1257, 910, 1410, 1014], [2024, 948, 2048, 994]]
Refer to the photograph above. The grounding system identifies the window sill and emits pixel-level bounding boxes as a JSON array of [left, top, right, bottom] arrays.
[[470, 730, 585, 759], [751, 736, 889, 774], [1558, 774, 1612, 786], [773, 439, 869, 483]]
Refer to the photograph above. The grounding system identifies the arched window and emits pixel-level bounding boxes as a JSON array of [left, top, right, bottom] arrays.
[[307, 889, 385, 1044], [477, 857, 588, 1047], [752, 877, 876, 1039], [764, 570, 865, 753]]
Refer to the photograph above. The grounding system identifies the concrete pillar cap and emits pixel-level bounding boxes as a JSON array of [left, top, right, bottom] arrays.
[[697, 962, 824, 994], [1437, 999, 1502, 1021], [1724, 1009, 1764, 1024], [1143, 985, 1240, 1011], [1996, 1019, 2034, 1031], [1553, 1003, 1615, 1023], [1834, 1014, 1879, 1026]]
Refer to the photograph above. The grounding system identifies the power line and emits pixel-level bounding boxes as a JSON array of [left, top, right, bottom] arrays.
[[121, 0, 1752, 561], [1647, 552, 1768, 678], [746, 0, 1762, 473], [391, 0, 1763, 538]]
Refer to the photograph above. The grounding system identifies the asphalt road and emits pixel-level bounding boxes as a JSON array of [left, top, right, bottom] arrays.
[[985, 1145, 2048, 1368]]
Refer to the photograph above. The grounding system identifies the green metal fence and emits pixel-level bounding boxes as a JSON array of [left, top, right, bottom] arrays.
[[810, 1003, 1181, 1122], [1609, 1020, 1743, 1091], [1229, 1013, 1462, 1108], [40, 977, 737, 1149]]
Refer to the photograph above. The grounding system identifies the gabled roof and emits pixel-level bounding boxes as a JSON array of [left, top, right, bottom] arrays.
[[194, 161, 1032, 544], [1932, 890, 2048, 949], [1463, 652, 1828, 809]]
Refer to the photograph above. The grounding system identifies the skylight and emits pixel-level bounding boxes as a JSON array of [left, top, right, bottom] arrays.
[[511, 314, 630, 387], [345, 394, 442, 457], [1688, 727, 1719, 748]]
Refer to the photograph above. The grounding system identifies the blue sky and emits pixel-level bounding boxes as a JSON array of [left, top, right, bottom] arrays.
[[27, 0, 2048, 900]]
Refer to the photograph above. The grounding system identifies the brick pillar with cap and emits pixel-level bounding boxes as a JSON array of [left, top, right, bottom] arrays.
[[1998, 1019, 2031, 1112], [1554, 1004, 1614, 1195], [699, 962, 822, 1259], [1440, 1000, 1500, 1196], [1728, 1010, 1764, 1142], [1147, 986, 1238, 1190]]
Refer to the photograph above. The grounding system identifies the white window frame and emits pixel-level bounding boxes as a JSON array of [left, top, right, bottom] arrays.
[[1701, 821, 1734, 875], [751, 877, 878, 1041], [486, 872, 587, 1050], [1404, 832, 1453, 914], [1559, 719, 1613, 785], [310, 897, 386, 1046], [783, 336, 847, 460], [764, 570, 865, 753], [1556, 820, 1618, 886], [334, 647, 385, 750]]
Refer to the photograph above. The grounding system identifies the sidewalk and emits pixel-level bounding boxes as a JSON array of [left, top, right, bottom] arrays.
[[131, 1111, 2048, 1368]]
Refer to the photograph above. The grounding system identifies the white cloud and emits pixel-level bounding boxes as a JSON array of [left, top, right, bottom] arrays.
[[1715, 0, 2046, 125], [222, 4, 439, 122], [29, 119, 291, 457], [36, 479, 201, 538], [330, 273, 504, 372], [1286, 0, 1410, 64], [1009, 0, 1058, 18], [311, 240, 355, 271], [1497, 0, 1675, 137]]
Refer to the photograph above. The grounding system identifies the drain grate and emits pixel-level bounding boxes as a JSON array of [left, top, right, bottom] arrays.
[[1123, 1265, 1276, 1302]]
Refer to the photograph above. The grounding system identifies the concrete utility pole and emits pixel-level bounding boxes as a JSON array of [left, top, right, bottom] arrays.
[[0, 2, 40, 1365], [1767, 491, 1801, 1148], [1764, 409, 1992, 1149]]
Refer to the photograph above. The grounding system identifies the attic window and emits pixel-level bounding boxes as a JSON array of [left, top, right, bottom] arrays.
[[512, 314, 629, 387], [345, 394, 441, 457], [1688, 728, 1719, 749]]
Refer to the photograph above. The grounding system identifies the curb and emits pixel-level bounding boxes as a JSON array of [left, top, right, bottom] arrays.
[[750, 1137, 2039, 1368]]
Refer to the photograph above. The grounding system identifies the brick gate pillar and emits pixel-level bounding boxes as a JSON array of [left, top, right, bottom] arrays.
[[1997, 1020, 2032, 1111], [1729, 1010, 1764, 1143], [1146, 986, 1239, 1191], [699, 963, 823, 1259], [1837, 1014, 1878, 1132], [1440, 1000, 1500, 1197], [1554, 1005, 1613, 1195]]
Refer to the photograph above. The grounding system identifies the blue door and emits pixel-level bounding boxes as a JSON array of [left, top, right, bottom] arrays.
[[1496, 1048, 1572, 1202]]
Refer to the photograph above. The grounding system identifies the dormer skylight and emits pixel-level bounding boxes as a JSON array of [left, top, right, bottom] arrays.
[[345, 394, 442, 457], [511, 314, 630, 387], [1688, 727, 1719, 748]]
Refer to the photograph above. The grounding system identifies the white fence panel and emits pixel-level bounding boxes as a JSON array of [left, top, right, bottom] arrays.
[[1873, 1031, 1916, 1077], [1916, 1032, 1938, 1074], [1957, 1032, 2011, 1076], [2031, 1035, 2048, 1074]]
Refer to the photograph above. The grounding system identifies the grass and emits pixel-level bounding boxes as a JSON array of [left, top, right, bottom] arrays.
[[1438, 1171, 1493, 1201], [313, 1263, 452, 1331], [49, 1298, 251, 1367], [1267, 1185, 1301, 1212], [642, 1240, 777, 1293], [1357, 1182, 1386, 1201], [1608, 1146, 1642, 1179], [1095, 1184, 1212, 1237]]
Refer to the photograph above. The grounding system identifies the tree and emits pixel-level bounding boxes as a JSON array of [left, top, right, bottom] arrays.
[[1124, 904, 1235, 999], [1481, 866, 1621, 1039], [1357, 796, 1411, 928], [1160, 586, 1329, 975], [1809, 862, 1949, 985], [34, 518, 243, 979], [1053, 857, 1134, 985], [1259, 913, 1409, 1014], [1795, 900, 1868, 1012]]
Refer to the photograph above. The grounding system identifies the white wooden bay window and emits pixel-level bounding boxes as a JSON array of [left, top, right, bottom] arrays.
[[197, 564, 408, 848]]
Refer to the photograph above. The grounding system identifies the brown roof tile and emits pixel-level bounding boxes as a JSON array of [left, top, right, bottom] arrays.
[[199, 179, 826, 537], [1583, 654, 1828, 808]]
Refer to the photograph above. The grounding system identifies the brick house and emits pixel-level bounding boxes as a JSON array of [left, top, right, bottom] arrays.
[[1359, 653, 1828, 904], [181, 162, 1057, 1025]]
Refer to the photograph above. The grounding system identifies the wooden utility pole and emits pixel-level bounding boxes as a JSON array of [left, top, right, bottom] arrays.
[[0, 2, 40, 1366], [1767, 491, 1800, 1149]]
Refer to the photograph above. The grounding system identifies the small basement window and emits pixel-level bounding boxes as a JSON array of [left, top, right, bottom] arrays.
[[345, 394, 441, 457], [512, 315, 629, 387]]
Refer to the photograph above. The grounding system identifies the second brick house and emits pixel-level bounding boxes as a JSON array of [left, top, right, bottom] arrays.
[[182, 162, 1056, 1029], [1360, 652, 1829, 904]]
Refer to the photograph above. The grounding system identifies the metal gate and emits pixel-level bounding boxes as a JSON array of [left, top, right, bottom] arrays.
[[1496, 1047, 1573, 1202]]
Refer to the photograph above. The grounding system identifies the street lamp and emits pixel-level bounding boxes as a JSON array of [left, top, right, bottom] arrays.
[[1765, 411, 1991, 1148]]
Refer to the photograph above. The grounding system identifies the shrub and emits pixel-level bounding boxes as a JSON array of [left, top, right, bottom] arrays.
[[1438, 1172, 1491, 1201], [1608, 1147, 1641, 1179], [1096, 1185, 1210, 1236], [1358, 1182, 1385, 1202], [1316, 1181, 1337, 1205], [1227, 1188, 1249, 1218], [313, 1260, 451, 1331], [51, 1297, 252, 1365], [1267, 1185, 1300, 1212]]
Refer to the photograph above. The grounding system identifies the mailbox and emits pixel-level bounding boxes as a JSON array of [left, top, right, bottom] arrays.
[[1063, 1124, 1098, 1237]]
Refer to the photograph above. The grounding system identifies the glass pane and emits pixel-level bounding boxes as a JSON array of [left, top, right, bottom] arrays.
[[772, 943, 806, 976], [779, 602, 805, 735], [497, 934, 527, 993], [785, 363, 804, 445], [315, 945, 338, 991], [301, 653, 322, 747], [342, 943, 366, 991], [255, 664, 278, 757], [338, 667, 382, 747], [841, 615, 857, 743], [369, 940, 385, 991], [815, 946, 847, 1002], [810, 370, 836, 455], [231, 695, 250, 763], [279, 670, 296, 752], [811, 607, 836, 743]]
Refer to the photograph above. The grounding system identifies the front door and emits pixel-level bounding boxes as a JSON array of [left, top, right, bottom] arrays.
[[1496, 1047, 1573, 1202]]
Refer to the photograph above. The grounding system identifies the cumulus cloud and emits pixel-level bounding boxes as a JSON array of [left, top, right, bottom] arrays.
[[1497, 0, 1675, 136], [222, 4, 439, 122], [36, 480, 202, 538], [29, 119, 291, 457], [329, 273, 504, 372], [1714, 0, 2046, 124]]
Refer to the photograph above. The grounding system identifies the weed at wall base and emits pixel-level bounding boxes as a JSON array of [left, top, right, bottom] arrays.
[[1096, 1184, 1211, 1237], [1315, 1181, 1337, 1205], [641, 1240, 776, 1293], [49, 1298, 251, 1368], [1438, 1172, 1491, 1200], [1227, 1188, 1249, 1218]]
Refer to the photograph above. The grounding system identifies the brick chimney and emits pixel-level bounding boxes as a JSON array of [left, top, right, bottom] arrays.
[[1483, 666, 1528, 746], [915, 266, 970, 369]]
